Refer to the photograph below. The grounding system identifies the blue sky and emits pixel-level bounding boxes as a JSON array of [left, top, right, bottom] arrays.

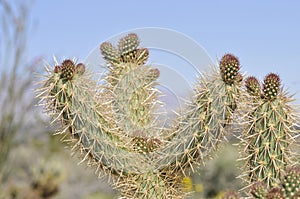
[[27, 0, 300, 100]]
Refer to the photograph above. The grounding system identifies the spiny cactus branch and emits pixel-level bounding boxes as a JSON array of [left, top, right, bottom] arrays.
[[37, 60, 150, 177], [240, 73, 299, 188]]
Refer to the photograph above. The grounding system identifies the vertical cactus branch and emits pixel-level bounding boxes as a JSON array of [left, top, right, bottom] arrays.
[[100, 34, 159, 137], [241, 73, 299, 188], [154, 54, 242, 173]]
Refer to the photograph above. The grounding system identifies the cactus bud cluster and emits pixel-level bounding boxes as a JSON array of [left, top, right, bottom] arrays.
[[245, 76, 261, 97], [263, 73, 281, 100], [100, 42, 120, 64], [100, 33, 149, 66], [220, 54, 241, 84], [53, 59, 85, 80]]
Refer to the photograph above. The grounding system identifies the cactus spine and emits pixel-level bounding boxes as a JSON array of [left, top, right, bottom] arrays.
[[241, 73, 299, 188], [37, 33, 243, 198]]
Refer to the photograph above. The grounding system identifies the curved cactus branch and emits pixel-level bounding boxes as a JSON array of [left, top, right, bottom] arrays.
[[37, 60, 150, 177], [153, 54, 242, 173]]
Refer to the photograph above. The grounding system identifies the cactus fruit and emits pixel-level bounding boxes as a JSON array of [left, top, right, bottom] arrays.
[[250, 181, 268, 199], [241, 73, 299, 188], [219, 54, 241, 84], [282, 166, 300, 198], [100, 42, 120, 64], [37, 33, 244, 198], [245, 76, 261, 98]]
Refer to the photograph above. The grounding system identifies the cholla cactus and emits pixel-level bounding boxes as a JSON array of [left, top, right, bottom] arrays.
[[240, 73, 299, 188], [36, 33, 242, 198]]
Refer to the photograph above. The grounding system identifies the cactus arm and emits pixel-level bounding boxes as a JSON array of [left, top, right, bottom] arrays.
[[38, 60, 150, 176], [100, 34, 160, 138], [111, 64, 160, 135], [242, 74, 298, 187], [153, 54, 242, 173]]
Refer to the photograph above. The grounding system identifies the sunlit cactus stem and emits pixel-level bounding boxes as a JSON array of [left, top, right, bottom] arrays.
[[154, 54, 242, 173], [241, 73, 299, 188], [100, 33, 160, 138]]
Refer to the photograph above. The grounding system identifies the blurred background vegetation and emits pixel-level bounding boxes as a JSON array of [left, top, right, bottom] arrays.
[[0, 1, 280, 199]]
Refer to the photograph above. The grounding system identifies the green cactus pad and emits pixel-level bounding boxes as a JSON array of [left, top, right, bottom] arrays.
[[154, 65, 241, 173]]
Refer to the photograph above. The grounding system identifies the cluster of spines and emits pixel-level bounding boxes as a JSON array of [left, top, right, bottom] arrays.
[[250, 181, 268, 199], [100, 35, 161, 145], [99, 35, 177, 198], [241, 72, 298, 188]]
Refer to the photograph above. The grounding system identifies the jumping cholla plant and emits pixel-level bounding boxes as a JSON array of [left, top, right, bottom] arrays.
[[36, 33, 299, 198]]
